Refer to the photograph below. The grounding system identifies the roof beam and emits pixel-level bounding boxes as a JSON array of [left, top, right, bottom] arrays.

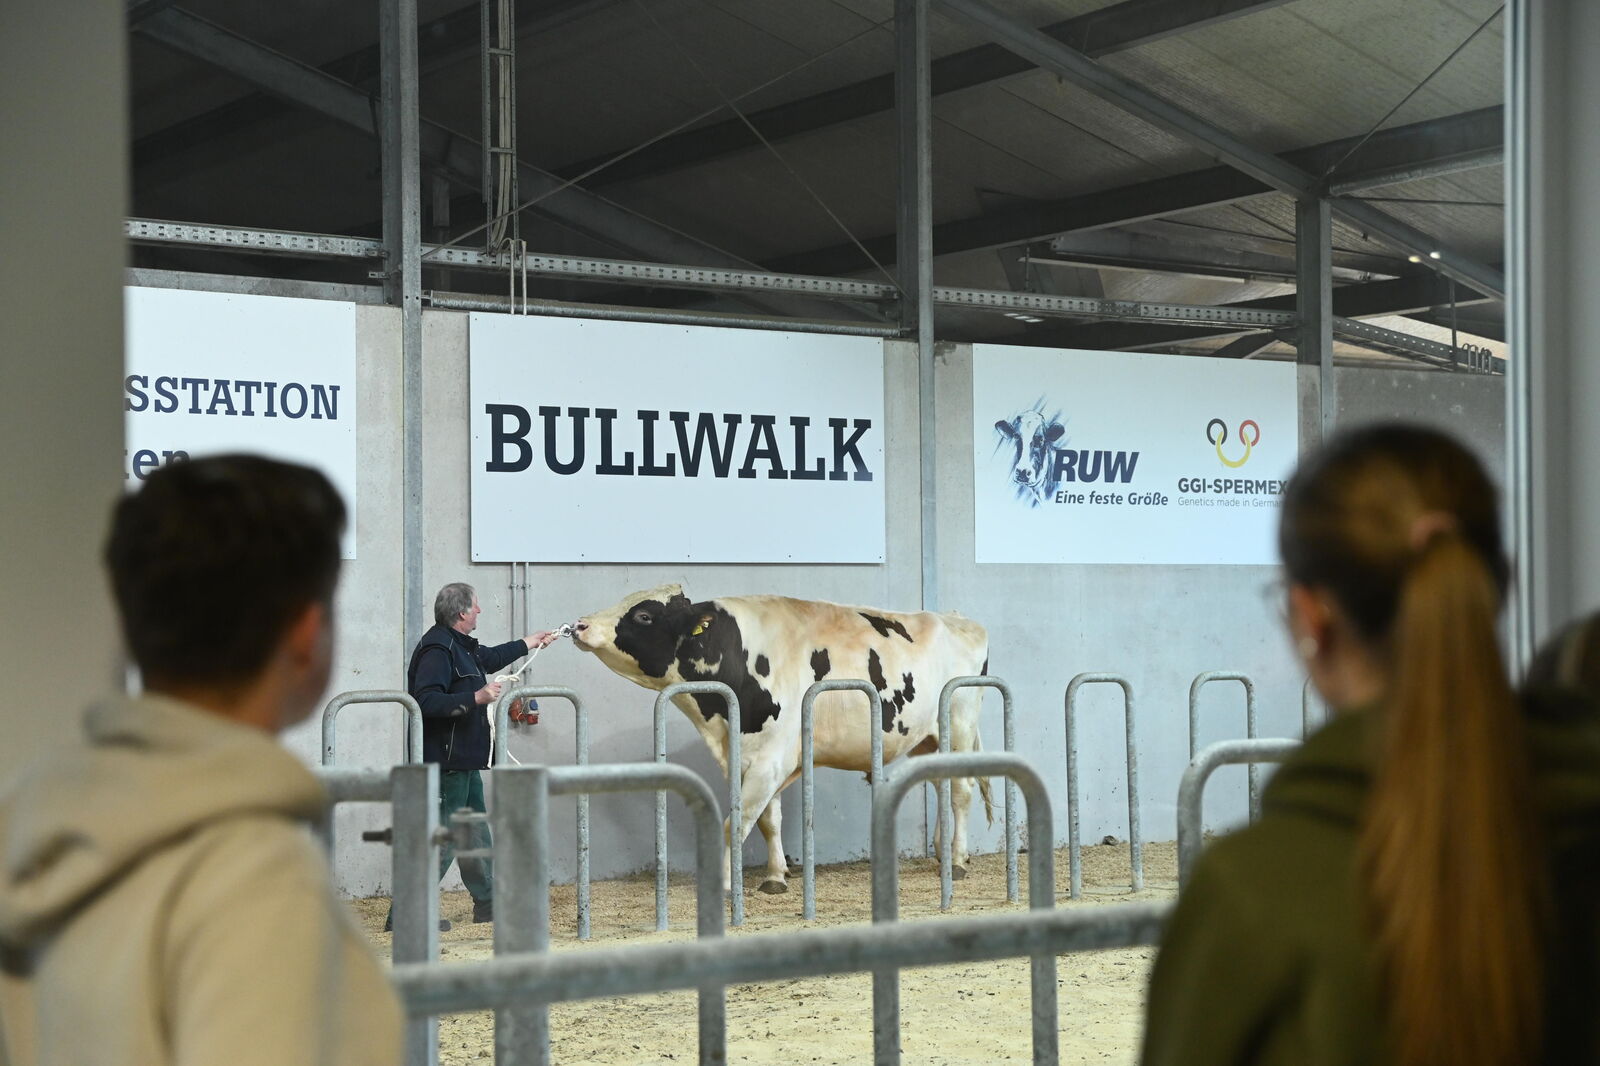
[[134, 0, 614, 185], [1012, 272, 1494, 352], [1040, 227, 1401, 282], [133, 8, 782, 272], [560, 0, 1290, 189], [937, 0, 1503, 297], [769, 106, 1502, 276]]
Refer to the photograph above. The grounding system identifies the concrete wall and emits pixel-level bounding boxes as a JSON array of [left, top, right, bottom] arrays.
[[272, 306, 1505, 897]]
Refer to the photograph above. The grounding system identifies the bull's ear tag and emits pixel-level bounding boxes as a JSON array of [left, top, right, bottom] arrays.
[[690, 613, 714, 636]]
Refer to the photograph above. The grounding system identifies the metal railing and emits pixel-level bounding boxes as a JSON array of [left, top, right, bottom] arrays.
[[493, 685, 592, 939], [872, 751, 1057, 1065], [1063, 674, 1141, 897], [1187, 671, 1260, 820], [799, 678, 884, 921], [652, 680, 744, 927], [321, 690, 423, 766], [381, 746, 1205, 1065], [1176, 738, 1300, 888], [491, 763, 726, 1066], [932, 676, 1019, 910]]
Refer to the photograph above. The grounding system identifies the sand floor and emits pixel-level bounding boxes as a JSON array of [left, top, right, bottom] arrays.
[[351, 841, 1178, 1065]]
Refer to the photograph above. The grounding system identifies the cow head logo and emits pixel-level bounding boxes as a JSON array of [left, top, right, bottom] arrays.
[[994, 402, 1067, 507], [1206, 418, 1260, 469]]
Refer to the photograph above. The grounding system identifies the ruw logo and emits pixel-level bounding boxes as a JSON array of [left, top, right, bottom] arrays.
[[1207, 419, 1260, 469]]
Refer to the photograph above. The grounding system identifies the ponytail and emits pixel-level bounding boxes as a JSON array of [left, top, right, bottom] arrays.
[[1360, 533, 1546, 1066]]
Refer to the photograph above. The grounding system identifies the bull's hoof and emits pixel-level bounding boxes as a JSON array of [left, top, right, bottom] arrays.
[[758, 879, 789, 895], [951, 864, 967, 881]]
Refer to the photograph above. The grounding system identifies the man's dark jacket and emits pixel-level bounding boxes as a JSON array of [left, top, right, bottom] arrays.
[[408, 623, 528, 770]]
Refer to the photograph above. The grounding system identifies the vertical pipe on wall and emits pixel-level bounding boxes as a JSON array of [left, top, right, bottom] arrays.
[[896, 0, 936, 614], [381, 0, 425, 660], [1296, 198, 1334, 443]]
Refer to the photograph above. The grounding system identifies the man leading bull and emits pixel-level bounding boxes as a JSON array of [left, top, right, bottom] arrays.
[[384, 582, 556, 932]]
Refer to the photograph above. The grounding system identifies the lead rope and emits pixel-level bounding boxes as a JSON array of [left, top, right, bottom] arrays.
[[491, 622, 577, 766]]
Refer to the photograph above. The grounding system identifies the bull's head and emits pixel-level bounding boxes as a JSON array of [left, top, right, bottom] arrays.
[[572, 583, 709, 688], [995, 409, 1065, 499]]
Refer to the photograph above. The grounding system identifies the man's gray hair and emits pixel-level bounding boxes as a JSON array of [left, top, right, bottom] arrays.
[[434, 582, 476, 627]]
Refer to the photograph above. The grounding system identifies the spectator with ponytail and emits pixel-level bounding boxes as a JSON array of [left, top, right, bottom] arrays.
[[1142, 424, 1600, 1066]]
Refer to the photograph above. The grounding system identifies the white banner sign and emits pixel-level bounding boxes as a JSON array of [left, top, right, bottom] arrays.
[[469, 315, 886, 563], [124, 288, 359, 557], [973, 345, 1298, 565]]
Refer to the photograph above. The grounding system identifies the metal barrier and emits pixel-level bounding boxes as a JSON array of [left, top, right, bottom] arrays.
[[873, 751, 1056, 1066], [1176, 738, 1300, 888], [321, 690, 423, 766], [1187, 671, 1260, 820], [494, 685, 592, 939], [933, 676, 1019, 910], [799, 679, 883, 921], [652, 680, 744, 927], [392, 903, 1172, 1065], [492, 763, 726, 1066], [1063, 674, 1141, 898], [391, 764, 443, 1066], [311, 766, 391, 855]]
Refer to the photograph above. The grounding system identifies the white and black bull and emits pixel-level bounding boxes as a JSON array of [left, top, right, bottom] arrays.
[[573, 584, 995, 894]]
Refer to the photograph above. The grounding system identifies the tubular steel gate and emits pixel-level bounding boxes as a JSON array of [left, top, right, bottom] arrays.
[[382, 753, 1171, 1066]]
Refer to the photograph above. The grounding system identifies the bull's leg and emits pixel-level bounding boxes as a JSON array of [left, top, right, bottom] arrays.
[[755, 798, 788, 894], [945, 690, 989, 879], [721, 759, 789, 895], [949, 775, 975, 877]]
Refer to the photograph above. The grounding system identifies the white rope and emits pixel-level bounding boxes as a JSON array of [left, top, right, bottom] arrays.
[[491, 622, 576, 766]]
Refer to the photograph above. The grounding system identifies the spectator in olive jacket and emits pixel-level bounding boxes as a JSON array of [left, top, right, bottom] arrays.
[[1143, 425, 1600, 1066]]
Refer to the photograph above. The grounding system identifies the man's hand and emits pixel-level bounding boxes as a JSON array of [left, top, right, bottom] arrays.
[[524, 630, 559, 650], [475, 680, 503, 705]]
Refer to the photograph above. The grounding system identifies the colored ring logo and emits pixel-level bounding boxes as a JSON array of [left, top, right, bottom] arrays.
[[1206, 418, 1260, 468]]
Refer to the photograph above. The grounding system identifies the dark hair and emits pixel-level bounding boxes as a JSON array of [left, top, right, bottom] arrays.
[[1525, 612, 1600, 696], [104, 454, 346, 689], [1280, 423, 1542, 1066]]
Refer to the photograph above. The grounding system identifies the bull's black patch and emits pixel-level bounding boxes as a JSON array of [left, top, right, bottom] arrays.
[[897, 722, 910, 735], [674, 603, 781, 734], [810, 648, 830, 682], [868, 651, 918, 732], [754, 654, 770, 677], [981, 656, 989, 676], [867, 648, 887, 691], [612, 593, 695, 678], [859, 612, 914, 642]]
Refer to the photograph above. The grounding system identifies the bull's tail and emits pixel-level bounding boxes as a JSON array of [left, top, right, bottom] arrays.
[[973, 730, 996, 827]]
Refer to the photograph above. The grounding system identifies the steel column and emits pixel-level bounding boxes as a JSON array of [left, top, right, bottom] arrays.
[[380, 0, 426, 664], [897, 0, 937, 618], [1297, 198, 1335, 440], [1504, 0, 1538, 669]]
